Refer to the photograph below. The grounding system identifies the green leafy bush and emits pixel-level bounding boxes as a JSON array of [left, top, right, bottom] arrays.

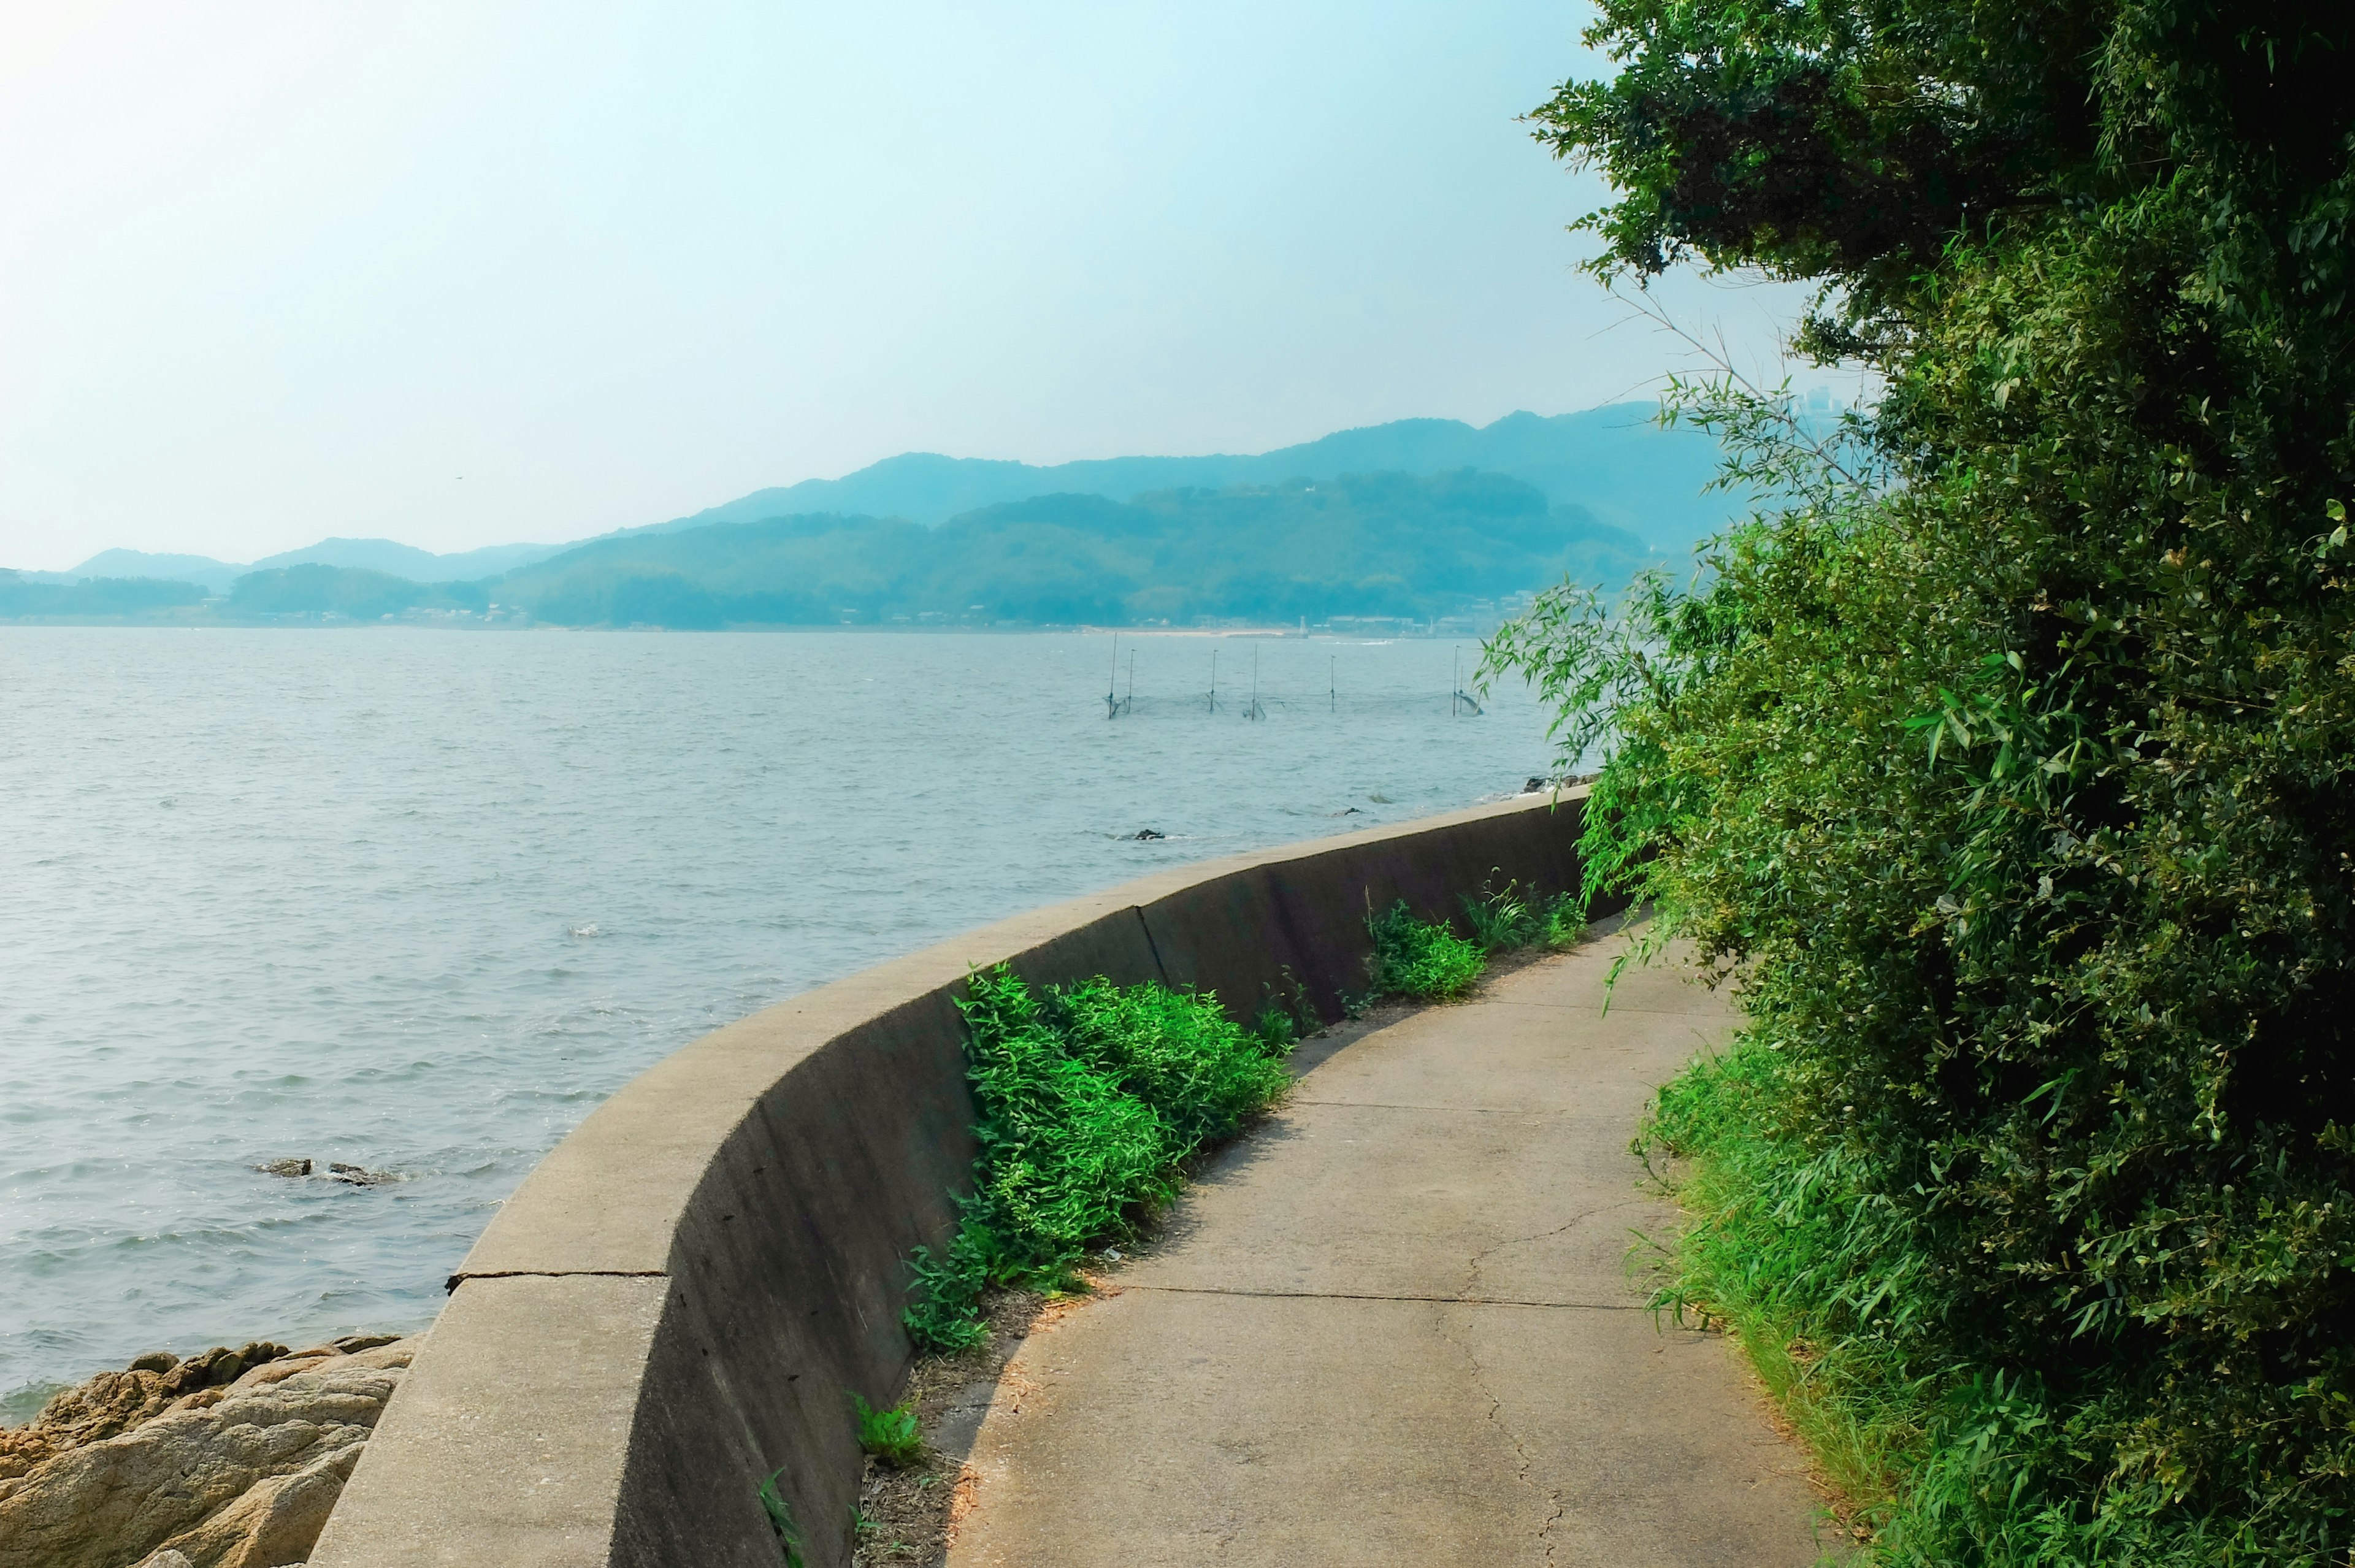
[[903, 966, 1293, 1352], [1366, 900, 1486, 1000], [1492, 1, 2355, 1559]]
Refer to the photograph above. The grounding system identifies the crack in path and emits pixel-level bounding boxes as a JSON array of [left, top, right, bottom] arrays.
[[444, 1268, 666, 1290], [1285, 1098, 1599, 1117], [1445, 1203, 1657, 1564], [1116, 1282, 1642, 1310], [1434, 1301, 1568, 1566], [1463, 1199, 1649, 1297]]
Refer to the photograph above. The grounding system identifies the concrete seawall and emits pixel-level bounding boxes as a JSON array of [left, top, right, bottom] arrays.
[[310, 791, 1593, 1568]]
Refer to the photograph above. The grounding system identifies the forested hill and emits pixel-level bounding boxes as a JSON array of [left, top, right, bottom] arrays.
[[637, 404, 1730, 556], [17, 402, 1737, 609], [498, 470, 1649, 628], [7, 403, 1734, 626]]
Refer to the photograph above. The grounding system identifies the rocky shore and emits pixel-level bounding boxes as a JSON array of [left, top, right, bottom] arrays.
[[0, 1335, 416, 1568]]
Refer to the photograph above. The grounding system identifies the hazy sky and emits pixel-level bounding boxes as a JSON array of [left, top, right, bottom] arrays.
[[1, 2, 1815, 570]]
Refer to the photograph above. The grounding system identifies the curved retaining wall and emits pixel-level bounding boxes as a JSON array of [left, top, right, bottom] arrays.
[[310, 790, 1593, 1568]]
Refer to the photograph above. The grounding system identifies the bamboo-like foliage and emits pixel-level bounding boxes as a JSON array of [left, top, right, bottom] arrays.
[[1491, 1, 2355, 1558]]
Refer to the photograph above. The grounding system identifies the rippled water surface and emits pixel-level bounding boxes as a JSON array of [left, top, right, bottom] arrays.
[[0, 628, 1557, 1409]]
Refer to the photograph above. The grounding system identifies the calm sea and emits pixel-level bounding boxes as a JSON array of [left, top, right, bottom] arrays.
[[0, 627, 1559, 1412]]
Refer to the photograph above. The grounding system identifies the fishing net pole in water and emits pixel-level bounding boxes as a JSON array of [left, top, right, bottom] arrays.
[[1102, 690, 1487, 719]]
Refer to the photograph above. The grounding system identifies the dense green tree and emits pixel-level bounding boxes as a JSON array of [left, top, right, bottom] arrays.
[[1490, 1, 2355, 1559]]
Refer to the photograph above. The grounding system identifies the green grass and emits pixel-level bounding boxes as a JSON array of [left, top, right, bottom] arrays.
[[853, 1393, 925, 1469], [903, 966, 1295, 1353], [1642, 1043, 1913, 1537], [1644, 1036, 2328, 1567]]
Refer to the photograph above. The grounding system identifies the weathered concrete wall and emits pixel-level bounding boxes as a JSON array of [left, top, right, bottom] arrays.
[[309, 790, 1591, 1568]]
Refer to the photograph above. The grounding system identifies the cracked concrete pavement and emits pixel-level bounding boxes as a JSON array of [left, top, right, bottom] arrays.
[[943, 933, 1832, 1567]]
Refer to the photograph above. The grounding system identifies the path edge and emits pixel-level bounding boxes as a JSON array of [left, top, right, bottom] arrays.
[[309, 789, 1601, 1568]]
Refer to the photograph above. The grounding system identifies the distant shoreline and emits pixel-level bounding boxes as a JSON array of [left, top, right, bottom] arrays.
[[0, 620, 1497, 638]]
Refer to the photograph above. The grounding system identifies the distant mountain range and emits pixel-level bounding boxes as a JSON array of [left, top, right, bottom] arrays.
[[5, 405, 1742, 627], [25, 537, 565, 595], [490, 472, 1652, 629], [642, 405, 1728, 545]]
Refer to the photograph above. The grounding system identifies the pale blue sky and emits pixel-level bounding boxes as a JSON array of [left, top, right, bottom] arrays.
[[1, 2, 1814, 570]]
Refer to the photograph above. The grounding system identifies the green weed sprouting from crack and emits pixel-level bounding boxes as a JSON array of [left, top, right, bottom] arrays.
[[1250, 965, 1319, 1054], [854, 1393, 925, 1469], [1461, 875, 1585, 955], [1463, 879, 1536, 952], [757, 1467, 805, 1568]]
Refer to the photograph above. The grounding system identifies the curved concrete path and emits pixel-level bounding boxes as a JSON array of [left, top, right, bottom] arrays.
[[945, 935, 1831, 1567]]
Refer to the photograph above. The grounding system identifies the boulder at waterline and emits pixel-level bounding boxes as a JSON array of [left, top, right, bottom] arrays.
[[0, 1337, 415, 1568]]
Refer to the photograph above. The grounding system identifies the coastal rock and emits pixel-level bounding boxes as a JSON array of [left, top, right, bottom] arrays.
[[1132, 828, 1165, 841], [0, 1337, 278, 1480], [253, 1158, 397, 1185], [166, 1345, 289, 1396], [323, 1165, 389, 1187], [0, 1373, 170, 1475], [0, 1338, 413, 1568]]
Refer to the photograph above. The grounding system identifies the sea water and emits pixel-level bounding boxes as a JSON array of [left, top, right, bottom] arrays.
[[0, 627, 1560, 1411]]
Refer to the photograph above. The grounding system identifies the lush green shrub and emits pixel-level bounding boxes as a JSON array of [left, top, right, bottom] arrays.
[[1493, 1, 2355, 1559], [1366, 900, 1487, 1000], [903, 966, 1292, 1352]]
